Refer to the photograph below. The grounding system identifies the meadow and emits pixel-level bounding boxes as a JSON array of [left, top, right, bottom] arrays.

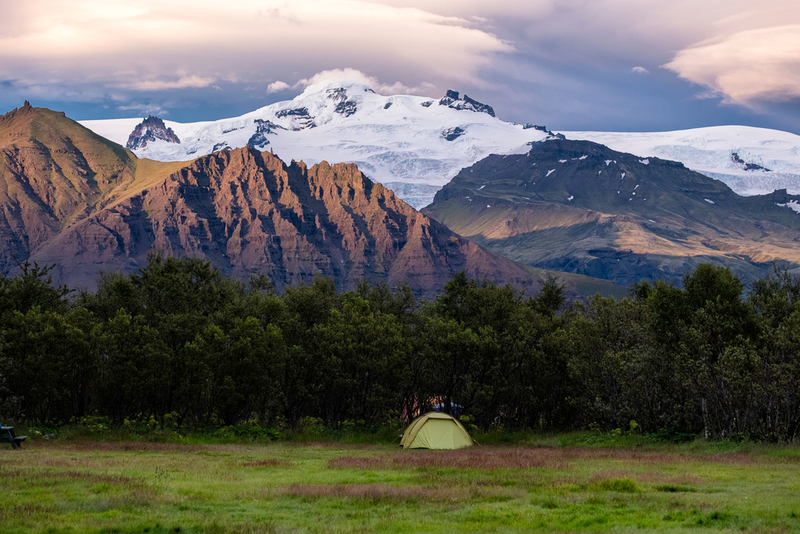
[[2, 435, 800, 533]]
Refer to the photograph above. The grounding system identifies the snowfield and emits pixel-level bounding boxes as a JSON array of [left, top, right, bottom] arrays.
[[80, 81, 800, 209]]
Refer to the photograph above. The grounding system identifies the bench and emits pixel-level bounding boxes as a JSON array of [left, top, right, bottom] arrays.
[[0, 426, 26, 450]]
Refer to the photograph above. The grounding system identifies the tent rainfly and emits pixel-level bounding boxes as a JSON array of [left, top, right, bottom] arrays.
[[400, 412, 474, 450]]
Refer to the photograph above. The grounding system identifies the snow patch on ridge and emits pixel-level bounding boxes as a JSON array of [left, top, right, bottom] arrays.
[[777, 200, 800, 213]]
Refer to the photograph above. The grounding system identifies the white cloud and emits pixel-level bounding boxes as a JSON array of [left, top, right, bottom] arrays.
[[118, 103, 167, 115], [664, 25, 800, 106], [631, 66, 650, 74], [125, 75, 215, 91], [266, 81, 290, 93], [292, 68, 436, 95]]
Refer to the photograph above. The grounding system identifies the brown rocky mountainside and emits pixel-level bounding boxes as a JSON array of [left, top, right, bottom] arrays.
[[0, 102, 139, 276], [0, 103, 545, 296], [424, 139, 800, 287]]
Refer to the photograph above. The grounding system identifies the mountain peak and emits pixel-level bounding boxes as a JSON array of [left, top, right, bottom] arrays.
[[126, 116, 180, 150], [296, 80, 375, 99], [439, 89, 495, 117], [0, 100, 43, 127]]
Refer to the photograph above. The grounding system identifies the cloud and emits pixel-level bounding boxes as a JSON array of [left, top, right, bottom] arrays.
[[0, 0, 512, 91], [1, 0, 798, 131], [125, 75, 216, 91], [267, 81, 291, 93], [364, 0, 556, 20], [118, 102, 168, 115], [663, 25, 800, 106], [292, 68, 437, 95]]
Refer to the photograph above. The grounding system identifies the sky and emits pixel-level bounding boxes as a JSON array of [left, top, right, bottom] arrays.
[[1, 0, 799, 134]]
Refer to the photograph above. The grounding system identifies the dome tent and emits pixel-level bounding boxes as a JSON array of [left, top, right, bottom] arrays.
[[400, 412, 474, 450]]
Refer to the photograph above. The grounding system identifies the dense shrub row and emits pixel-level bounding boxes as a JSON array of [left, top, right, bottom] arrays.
[[1, 254, 800, 441]]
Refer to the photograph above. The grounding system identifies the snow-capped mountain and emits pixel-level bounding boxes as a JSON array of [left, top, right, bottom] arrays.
[[80, 81, 800, 209], [80, 81, 550, 209], [559, 127, 800, 197], [126, 116, 181, 149]]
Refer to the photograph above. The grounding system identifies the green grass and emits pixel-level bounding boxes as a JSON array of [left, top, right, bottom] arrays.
[[2, 437, 800, 533]]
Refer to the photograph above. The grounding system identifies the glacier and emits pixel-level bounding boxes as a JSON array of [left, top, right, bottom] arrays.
[[80, 81, 800, 210]]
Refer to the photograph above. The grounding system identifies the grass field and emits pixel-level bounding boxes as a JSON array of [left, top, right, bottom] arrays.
[[2, 436, 800, 533]]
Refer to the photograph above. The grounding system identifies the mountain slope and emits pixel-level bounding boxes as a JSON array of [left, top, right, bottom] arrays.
[[33, 147, 544, 295], [0, 102, 139, 274], [0, 103, 559, 297], [561, 126, 800, 197], [423, 139, 800, 286]]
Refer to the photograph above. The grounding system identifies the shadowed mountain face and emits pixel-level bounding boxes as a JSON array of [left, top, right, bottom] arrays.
[[423, 139, 800, 287], [0, 104, 544, 296]]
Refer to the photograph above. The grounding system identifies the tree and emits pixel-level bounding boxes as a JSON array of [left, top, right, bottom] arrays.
[[646, 264, 759, 438], [0, 259, 70, 320], [95, 309, 171, 423], [309, 294, 411, 425], [3, 307, 98, 424]]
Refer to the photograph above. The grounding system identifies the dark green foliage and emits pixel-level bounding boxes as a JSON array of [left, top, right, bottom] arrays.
[[2, 258, 800, 442], [3, 307, 97, 423], [0, 258, 70, 318]]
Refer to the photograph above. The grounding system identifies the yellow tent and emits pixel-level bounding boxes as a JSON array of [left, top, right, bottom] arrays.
[[400, 412, 473, 450]]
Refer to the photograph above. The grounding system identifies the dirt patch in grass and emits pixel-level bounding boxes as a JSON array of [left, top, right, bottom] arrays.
[[331, 447, 773, 472], [0, 503, 57, 520], [283, 483, 521, 502], [242, 459, 292, 468], [0, 465, 148, 488], [331, 448, 573, 470], [51, 441, 249, 453]]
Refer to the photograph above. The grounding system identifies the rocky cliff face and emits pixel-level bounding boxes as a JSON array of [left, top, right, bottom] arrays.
[[33, 147, 538, 295], [438, 90, 495, 117], [126, 116, 181, 149]]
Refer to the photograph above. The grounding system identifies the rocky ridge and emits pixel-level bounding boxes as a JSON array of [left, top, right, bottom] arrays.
[[126, 116, 181, 149], [35, 146, 541, 295], [438, 90, 495, 117]]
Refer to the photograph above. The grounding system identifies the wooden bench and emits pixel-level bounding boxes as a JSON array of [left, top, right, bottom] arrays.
[[0, 426, 26, 449]]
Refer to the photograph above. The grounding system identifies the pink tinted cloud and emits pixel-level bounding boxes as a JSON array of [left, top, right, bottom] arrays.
[[664, 25, 800, 106]]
